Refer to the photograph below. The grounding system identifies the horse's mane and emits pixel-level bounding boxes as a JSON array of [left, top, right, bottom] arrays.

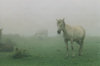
[[65, 24, 72, 29]]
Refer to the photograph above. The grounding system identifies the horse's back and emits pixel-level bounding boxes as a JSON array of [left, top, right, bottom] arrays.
[[73, 26, 85, 39]]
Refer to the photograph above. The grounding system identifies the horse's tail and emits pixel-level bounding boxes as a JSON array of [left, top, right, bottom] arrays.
[[81, 27, 86, 41]]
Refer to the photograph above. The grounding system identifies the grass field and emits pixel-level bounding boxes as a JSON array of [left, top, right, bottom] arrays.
[[0, 35, 100, 66]]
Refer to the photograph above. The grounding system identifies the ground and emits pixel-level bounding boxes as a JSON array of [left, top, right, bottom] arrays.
[[0, 36, 100, 66]]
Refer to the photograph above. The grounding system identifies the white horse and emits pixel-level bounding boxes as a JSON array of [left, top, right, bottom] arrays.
[[56, 18, 86, 56]]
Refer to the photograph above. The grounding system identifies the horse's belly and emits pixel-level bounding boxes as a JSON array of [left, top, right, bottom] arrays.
[[63, 30, 84, 40], [63, 34, 72, 40], [73, 36, 82, 41]]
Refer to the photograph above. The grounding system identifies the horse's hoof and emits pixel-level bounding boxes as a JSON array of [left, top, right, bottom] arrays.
[[64, 54, 69, 59], [79, 53, 83, 56], [66, 54, 69, 57]]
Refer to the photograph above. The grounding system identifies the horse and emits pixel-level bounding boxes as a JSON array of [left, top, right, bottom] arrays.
[[56, 18, 86, 56]]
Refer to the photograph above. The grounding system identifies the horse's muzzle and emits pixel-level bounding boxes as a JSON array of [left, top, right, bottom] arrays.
[[57, 30, 61, 34]]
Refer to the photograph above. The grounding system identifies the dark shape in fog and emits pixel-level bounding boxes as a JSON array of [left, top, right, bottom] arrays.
[[34, 29, 48, 39], [0, 29, 15, 52], [13, 48, 32, 59], [0, 42, 14, 52], [0, 29, 2, 41]]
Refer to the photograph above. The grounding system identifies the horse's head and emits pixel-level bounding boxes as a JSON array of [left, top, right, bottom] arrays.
[[56, 18, 65, 34]]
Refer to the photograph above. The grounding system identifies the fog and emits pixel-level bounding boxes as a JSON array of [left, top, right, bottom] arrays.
[[0, 0, 100, 36]]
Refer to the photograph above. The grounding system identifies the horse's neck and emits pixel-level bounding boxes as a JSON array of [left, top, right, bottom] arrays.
[[63, 24, 72, 34], [66, 24, 72, 29]]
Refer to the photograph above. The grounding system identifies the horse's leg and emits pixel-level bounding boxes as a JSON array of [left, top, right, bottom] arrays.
[[79, 40, 84, 56], [64, 39, 69, 56], [71, 40, 75, 56]]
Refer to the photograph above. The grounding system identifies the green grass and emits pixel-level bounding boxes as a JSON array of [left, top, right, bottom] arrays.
[[0, 36, 100, 66]]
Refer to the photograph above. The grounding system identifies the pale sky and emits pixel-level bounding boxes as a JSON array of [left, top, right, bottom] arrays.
[[0, 0, 100, 36]]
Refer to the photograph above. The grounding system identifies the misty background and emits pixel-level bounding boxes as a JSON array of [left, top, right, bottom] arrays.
[[0, 0, 100, 36]]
